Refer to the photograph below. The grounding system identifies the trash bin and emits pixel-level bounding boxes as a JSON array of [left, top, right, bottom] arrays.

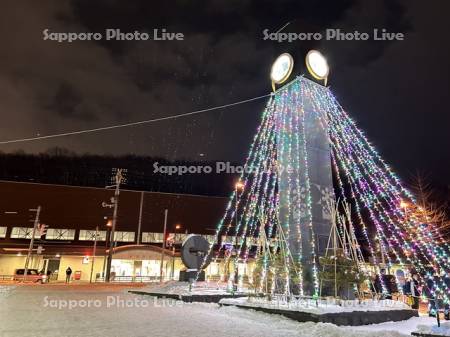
[[74, 271, 82, 281]]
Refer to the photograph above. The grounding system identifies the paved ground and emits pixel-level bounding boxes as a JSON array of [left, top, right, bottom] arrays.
[[0, 284, 436, 337]]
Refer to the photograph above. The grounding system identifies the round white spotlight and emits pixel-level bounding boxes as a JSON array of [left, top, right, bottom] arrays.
[[305, 50, 329, 81], [270, 53, 294, 84]]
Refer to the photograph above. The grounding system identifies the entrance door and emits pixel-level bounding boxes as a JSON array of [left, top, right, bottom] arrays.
[[46, 259, 61, 281], [134, 261, 142, 277]]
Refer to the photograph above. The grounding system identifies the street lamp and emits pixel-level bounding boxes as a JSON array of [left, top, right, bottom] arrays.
[[235, 182, 244, 190], [400, 200, 411, 228], [234, 182, 244, 237], [400, 200, 410, 209], [233, 182, 245, 290], [171, 224, 182, 280]]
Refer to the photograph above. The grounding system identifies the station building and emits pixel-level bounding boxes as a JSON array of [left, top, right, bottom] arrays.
[[0, 180, 237, 282], [0, 180, 411, 291]]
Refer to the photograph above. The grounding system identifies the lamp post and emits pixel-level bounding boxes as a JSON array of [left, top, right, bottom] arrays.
[[171, 224, 181, 280], [233, 182, 244, 290], [400, 200, 410, 216], [159, 209, 168, 283], [89, 226, 99, 283]]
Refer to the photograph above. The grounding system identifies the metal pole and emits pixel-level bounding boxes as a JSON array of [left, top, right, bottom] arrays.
[[137, 192, 144, 244], [24, 206, 41, 282], [333, 218, 338, 298], [105, 169, 123, 282], [160, 209, 168, 283], [90, 226, 99, 283], [171, 246, 175, 280], [102, 228, 110, 279], [233, 188, 239, 288]]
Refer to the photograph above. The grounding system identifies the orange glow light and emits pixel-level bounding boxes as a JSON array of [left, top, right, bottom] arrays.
[[235, 182, 244, 190]]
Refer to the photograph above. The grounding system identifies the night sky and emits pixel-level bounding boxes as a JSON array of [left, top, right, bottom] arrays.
[[0, 0, 449, 186]]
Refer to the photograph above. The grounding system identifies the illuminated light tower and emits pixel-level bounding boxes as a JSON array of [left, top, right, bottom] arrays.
[[270, 51, 334, 296]]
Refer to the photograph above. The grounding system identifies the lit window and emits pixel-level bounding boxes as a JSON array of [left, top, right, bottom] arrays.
[[221, 235, 236, 245], [46, 229, 75, 240], [79, 230, 107, 241], [202, 234, 217, 244], [172, 233, 187, 244], [207, 262, 220, 276], [10, 227, 41, 239], [0, 227, 7, 238], [114, 231, 135, 242], [246, 237, 258, 247], [141, 232, 163, 243]]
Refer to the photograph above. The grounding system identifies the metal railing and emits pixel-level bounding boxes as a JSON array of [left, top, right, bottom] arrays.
[[0, 275, 14, 281]]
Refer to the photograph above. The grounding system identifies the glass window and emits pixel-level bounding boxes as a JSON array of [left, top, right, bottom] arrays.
[[0, 226, 7, 238], [79, 230, 107, 241], [221, 235, 236, 244], [202, 234, 217, 244], [10, 227, 41, 239], [16, 270, 38, 275], [317, 234, 329, 254], [246, 237, 258, 247], [46, 229, 75, 240], [114, 231, 135, 242], [207, 262, 220, 275], [141, 232, 163, 243], [173, 233, 187, 244]]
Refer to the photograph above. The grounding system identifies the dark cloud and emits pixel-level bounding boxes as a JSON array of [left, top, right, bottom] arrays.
[[0, 0, 448, 186]]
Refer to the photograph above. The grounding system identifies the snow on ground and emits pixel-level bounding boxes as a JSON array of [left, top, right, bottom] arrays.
[[415, 321, 450, 336], [220, 296, 410, 314], [140, 280, 245, 296], [0, 284, 442, 337], [351, 316, 439, 335]]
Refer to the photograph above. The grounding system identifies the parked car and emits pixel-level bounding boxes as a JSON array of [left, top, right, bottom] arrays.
[[13, 269, 47, 283]]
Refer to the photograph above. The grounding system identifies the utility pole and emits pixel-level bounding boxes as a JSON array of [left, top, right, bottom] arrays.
[[23, 206, 41, 282], [89, 226, 99, 283], [103, 168, 125, 282], [160, 209, 168, 283], [137, 191, 144, 244]]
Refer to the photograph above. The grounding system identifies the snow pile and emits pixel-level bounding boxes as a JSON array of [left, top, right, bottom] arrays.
[[415, 322, 450, 336], [141, 281, 192, 295], [352, 316, 437, 335], [220, 296, 410, 314], [141, 281, 242, 296]]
